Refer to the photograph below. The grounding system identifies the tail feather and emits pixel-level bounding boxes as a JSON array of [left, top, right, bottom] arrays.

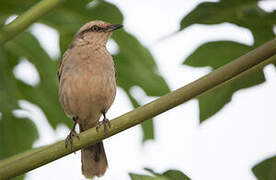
[[81, 141, 108, 178], [80, 122, 108, 178]]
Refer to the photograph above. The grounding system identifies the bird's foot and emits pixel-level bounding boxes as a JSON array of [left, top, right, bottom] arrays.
[[96, 116, 111, 134], [65, 130, 80, 151], [65, 116, 80, 151]]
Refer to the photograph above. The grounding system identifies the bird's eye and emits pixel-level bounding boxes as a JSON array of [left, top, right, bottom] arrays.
[[91, 25, 100, 32]]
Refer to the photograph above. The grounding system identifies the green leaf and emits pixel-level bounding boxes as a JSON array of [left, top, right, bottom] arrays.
[[4, 32, 71, 128], [181, 0, 258, 29], [130, 168, 191, 180], [162, 170, 190, 180], [0, 113, 38, 180], [0, 46, 39, 180], [252, 156, 276, 180], [198, 69, 264, 121], [113, 30, 170, 96], [0, 113, 38, 159], [180, 0, 275, 46], [0, 48, 39, 180], [129, 173, 161, 180], [184, 41, 253, 69], [184, 41, 265, 122], [180, 0, 275, 122], [145, 168, 190, 180], [0, 46, 20, 111]]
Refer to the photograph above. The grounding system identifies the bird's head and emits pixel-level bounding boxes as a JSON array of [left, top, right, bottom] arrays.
[[73, 20, 123, 47]]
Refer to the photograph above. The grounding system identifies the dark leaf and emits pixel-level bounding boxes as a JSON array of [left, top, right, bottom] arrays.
[[180, 0, 275, 46], [162, 170, 190, 180], [180, 0, 275, 121], [0, 113, 38, 159], [252, 156, 276, 180], [181, 0, 259, 29], [0, 46, 19, 111], [184, 41, 253, 69], [4, 32, 71, 128], [184, 41, 265, 122], [198, 69, 264, 121], [129, 173, 160, 180], [0, 45, 39, 180], [0, 113, 38, 180], [145, 168, 190, 180], [130, 168, 191, 180], [113, 30, 170, 96]]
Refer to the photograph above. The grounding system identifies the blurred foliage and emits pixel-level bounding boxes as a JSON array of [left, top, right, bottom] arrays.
[[252, 156, 276, 180], [0, 0, 275, 179], [129, 168, 190, 180], [0, 1, 169, 179], [185, 41, 265, 120], [180, 0, 276, 122]]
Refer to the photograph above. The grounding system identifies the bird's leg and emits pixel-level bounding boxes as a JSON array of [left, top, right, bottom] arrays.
[[96, 111, 111, 134], [65, 116, 80, 151]]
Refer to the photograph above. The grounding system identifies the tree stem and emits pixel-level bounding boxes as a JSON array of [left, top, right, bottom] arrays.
[[0, 0, 65, 44], [0, 38, 275, 180]]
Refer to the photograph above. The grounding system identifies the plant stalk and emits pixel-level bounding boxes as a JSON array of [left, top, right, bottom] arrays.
[[0, 0, 65, 44]]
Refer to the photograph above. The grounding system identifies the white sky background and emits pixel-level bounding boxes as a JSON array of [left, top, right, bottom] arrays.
[[10, 0, 276, 180]]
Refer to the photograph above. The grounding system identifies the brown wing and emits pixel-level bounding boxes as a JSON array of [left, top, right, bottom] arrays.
[[57, 50, 70, 82], [114, 63, 117, 78]]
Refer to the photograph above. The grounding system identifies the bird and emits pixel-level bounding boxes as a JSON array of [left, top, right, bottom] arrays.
[[57, 20, 122, 178]]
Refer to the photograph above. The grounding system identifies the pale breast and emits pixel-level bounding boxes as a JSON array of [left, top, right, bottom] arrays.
[[58, 46, 116, 122]]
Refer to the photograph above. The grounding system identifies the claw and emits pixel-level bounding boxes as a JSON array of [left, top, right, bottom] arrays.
[[65, 130, 79, 151], [65, 116, 80, 151], [96, 111, 111, 134]]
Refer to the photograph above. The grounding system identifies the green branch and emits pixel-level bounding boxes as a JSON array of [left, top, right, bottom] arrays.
[[0, 38, 275, 180], [0, 0, 65, 44]]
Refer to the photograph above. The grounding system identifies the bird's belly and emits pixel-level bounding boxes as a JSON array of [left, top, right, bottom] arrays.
[[59, 70, 116, 124]]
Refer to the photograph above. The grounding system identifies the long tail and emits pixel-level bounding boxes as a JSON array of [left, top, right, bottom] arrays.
[[80, 125, 108, 178]]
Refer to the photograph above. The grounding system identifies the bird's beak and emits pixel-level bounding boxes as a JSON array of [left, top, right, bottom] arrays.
[[105, 24, 123, 32]]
